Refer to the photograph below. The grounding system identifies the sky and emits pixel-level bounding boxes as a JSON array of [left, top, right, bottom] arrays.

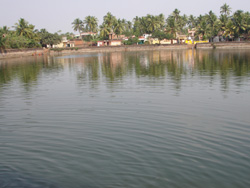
[[1, 0, 250, 33]]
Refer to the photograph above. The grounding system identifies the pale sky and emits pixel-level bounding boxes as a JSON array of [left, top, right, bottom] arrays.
[[1, 0, 249, 33]]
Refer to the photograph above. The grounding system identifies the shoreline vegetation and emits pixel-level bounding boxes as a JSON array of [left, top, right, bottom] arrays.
[[1, 3, 250, 58]]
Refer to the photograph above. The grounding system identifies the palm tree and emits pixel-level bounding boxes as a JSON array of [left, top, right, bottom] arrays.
[[166, 16, 180, 42], [232, 10, 247, 38], [114, 19, 124, 35], [220, 3, 232, 16], [195, 19, 209, 40], [206, 11, 219, 38], [127, 21, 132, 32], [0, 26, 9, 34], [84, 16, 98, 32], [133, 16, 142, 36], [72, 18, 83, 35], [172, 9, 181, 22], [179, 14, 188, 32], [188, 15, 197, 29], [139, 17, 148, 34], [218, 14, 229, 32], [99, 23, 110, 39], [14, 18, 34, 39], [146, 14, 161, 33], [196, 15, 204, 25], [103, 12, 117, 31], [157, 14, 165, 30], [245, 12, 250, 35], [224, 20, 235, 39]]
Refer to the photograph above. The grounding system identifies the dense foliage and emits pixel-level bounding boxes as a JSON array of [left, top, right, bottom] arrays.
[[39, 29, 61, 48], [71, 4, 250, 41], [123, 37, 139, 45], [1, 4, 250, 49], [0, 18, 62, 49]]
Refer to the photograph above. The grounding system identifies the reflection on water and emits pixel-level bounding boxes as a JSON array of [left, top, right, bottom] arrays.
[[0, 49, 250, 188], [1, 49, 249, 92], [0, 56, 63, 91]]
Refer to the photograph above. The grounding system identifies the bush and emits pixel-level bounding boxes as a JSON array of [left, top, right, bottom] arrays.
[[2, 34, 41, 49], [123, 37, 139, 45]]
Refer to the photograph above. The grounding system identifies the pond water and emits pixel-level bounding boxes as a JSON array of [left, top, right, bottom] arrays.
[[0, 49, 250, 188]]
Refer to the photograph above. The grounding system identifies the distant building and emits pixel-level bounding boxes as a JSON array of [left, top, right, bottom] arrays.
[[149, 38, 160, 44], [137, 34, 152, 44], [109, 32, 125, 40], [176, 33, 187, 44], [143, 34, 152, 41], [138, 36, 145, 44], [80, 32, 97, 37], [97, 40, 122, 47], [80, 32, 97, 40], [97, 32, 123, 47], [188, 29, 196, 40], [160, 39, 177, 44], [66, 39, 85, 47], [74, 34, 81, 39]]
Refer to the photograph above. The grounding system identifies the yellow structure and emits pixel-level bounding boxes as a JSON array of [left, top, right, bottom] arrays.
[[149, 38, 160, 44], [53, 42, 64, 48], [160, 39, 177, 44], [185, 40, 209, 44]]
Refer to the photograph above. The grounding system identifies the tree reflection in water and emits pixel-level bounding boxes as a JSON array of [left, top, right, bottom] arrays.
[[0, 50, 249, 93]]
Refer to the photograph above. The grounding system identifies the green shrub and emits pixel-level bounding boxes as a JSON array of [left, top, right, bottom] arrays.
[[123, 37, 139, 45]]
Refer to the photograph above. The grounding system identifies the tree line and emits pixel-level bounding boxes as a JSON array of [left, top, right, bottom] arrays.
[[1, 3, 250, 49], [0, 18, 62, 49], [73, 4, 250, 42]]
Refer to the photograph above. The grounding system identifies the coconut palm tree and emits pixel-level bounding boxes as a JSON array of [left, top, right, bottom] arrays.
[[188, 15, 197, 29], [72, 18, 83, 35], [139, 17, 148, 34], [84, 16, 98, 32], [172, 9, 181, 22], [196, 15, 201, 24], [224, 20, 235, 39], [179, 14, 188, 32], [166, 16, 179, 40], [99, 23, 110, 39], [114, 19, 124, 35], [0, 26, 10, 34], [218, 14, 229, 32], [127, 21, 132, 32], [103, 12, 117, 31], [146, 14, 161, 33], [14, 18, 34, 39], [206, 11, 219, 38], [232, 10, 247, 38], [220, 3, 232, 16], [157, 14, 165, 30], [245, 12, 250, 35], [195, 19, 209, 40], [133, 16, 142, 36]]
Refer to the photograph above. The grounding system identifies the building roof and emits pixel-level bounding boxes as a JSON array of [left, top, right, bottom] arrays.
[[80, 32, 97, 36]]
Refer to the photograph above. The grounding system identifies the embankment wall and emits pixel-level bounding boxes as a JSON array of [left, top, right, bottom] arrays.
[[0, 48, 47, 59], [196, 42, 250, 49], [0, 45, 189, 59], [1, 42, 250, 59], [49, 44, 190, 56]]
